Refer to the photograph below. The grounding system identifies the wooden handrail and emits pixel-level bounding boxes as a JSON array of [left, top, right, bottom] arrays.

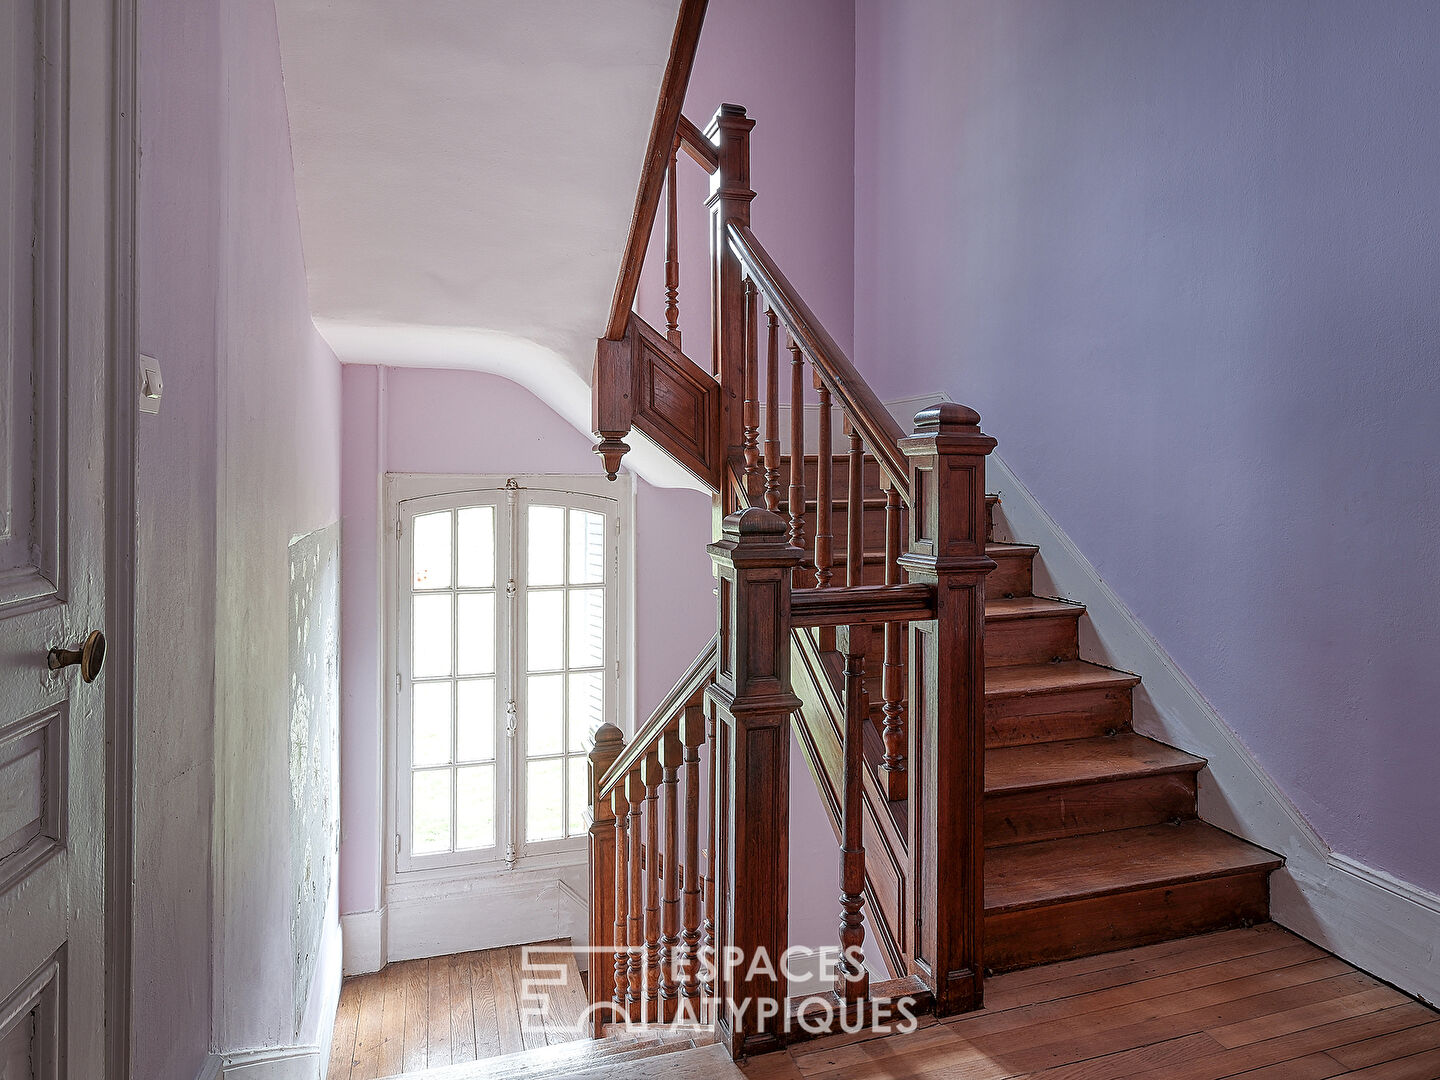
[[604, 0, 709, 340], [791, 583, 936, 628], [598, 634, 717, 797], [677, 114, 719, 173], [726, 223, 911, 502]]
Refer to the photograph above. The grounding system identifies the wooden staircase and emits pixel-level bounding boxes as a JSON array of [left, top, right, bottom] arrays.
[[584, 25, 1282, 1053], [781, 454, 1280, 974]]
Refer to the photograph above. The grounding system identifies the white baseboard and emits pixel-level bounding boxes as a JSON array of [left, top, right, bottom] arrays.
[[218, 1045, 322, 1079], [341, 908, 388, 976], [385, 860, 589, 965], [1275, 854, 1440, 1007], [981, 448, 1440, 1008], [196, 1054, 223, 1080]]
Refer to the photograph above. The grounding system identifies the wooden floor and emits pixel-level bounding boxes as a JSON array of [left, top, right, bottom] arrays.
[[327, 940, 590, 1080], [746, 925, 1440, 1080], [329, 926, 1439, 1080]]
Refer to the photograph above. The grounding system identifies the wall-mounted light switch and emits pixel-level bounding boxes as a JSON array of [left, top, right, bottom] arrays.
[[139, 354, 163, 414]]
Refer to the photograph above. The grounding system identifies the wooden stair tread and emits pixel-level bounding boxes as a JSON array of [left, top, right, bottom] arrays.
[[986, 660, 1140, 699], [987, 596, 1085, 621], [988, 541, 1039, 557], [986, 733, 1204, 795], [985, 821, 1281, 915]]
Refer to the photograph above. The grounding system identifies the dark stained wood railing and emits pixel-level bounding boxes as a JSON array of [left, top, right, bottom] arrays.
[[604, 0, 708, 340], [590, 94, 996, 1058]]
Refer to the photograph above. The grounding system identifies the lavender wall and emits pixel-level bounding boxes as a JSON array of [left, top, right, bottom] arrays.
[[636, 0, 857, 364], [855, 0, 1440, 893], [135, 3, 221, 1077], [338, 366, 714, 919], [136, 0, 344, 1074]]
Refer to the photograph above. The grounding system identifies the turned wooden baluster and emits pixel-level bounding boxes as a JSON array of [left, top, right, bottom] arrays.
[[588, 724, 624, 1033], [612, 787, 631, 1020], [664, 140, 682, 348], [813, 373, 834, 590], [881, 480, 908, 800], [763, 308, 782, 512], [846, 420, 864, 588], [742, 279, 761, 502], [626, 771, 645, 1013], [837, 626, 872, 1003], [702, 701, 718, 1007], [680, 705, 705, 1017], [814, 373, 836, 650], [659, 732, 683, 1021], [642, 751, 663, 1023], [787, 340, 806, 551]]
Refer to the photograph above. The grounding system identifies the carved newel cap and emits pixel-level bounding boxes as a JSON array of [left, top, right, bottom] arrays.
[[901, 401, 997, 458], [590, 722, 625, 758], [708, 507, 801, 569], [913, 401, 982, 433]]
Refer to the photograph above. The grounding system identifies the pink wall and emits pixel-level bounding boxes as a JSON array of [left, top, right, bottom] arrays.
[[338, 366, 715, 918], [136, 0, 344, 1074], [854, 0, 1440, 893]]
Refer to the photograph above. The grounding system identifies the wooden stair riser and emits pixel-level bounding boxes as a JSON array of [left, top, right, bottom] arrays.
[[987, 609, 1083, 667], [984, 771, 1198, 848], [986, 683, 1136, 748], [985, 871, 1273, 973]]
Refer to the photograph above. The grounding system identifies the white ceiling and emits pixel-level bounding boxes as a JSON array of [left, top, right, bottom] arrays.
[[274, 0, 696, 484]]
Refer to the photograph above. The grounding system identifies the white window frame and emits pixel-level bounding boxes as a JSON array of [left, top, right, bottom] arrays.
[[384, 473, 634, 886]]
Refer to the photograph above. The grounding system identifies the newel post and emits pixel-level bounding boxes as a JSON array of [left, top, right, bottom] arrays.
[[706, 508, 801, 1057], [588, 722, 625, 1032], [706, 103, 755, 504], [898, 403, 996, 1017]]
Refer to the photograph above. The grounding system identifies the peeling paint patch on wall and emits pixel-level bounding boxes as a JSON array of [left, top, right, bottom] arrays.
[[289, 522, 340, 1035]]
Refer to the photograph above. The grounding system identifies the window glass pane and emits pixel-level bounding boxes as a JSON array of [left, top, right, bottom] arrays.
[[412, 594, 453, 678], [457, 678, 495, 762], [458, 505, 495, 588], [411, 510, 452, 589], [568, 671, 604, 752], [456, 765, 495, 850], [527, 674, 564, 756], [458, 592, 495, 675], [412, 681, 452, 766], [528, 505, 565, 586], [567, 757, 589, 837], [412, 769, 452, 854], [568, 588, 605, 669], [527, 758, 564, 842], [527, 590, 564, 671], [569, 509, 606, 584]]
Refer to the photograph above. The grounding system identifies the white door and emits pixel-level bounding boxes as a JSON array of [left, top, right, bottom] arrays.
[[0, 1, 121, 1076], [389, 475, 627, 942]]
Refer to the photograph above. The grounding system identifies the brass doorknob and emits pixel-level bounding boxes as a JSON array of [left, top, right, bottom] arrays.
[[48, 630, 106, 683]]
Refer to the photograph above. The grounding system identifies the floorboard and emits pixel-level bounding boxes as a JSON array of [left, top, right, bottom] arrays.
[[327, 927, 1437, 1080], [329, 940, 588, 1080]]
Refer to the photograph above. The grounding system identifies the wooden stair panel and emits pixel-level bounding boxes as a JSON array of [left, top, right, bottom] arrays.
[[984, 734, 1203, 847], [985, 597, 1084, 667], [987, 542, 1038, 599], [984, 822, 1282, 971], [985, 662, 1140, 747]]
